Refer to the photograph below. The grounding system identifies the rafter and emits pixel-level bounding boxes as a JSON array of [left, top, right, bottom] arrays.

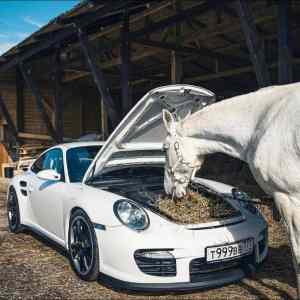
[[78, 28, 120, 128], [129, 1, 214, 40], [186, 58, 300, 83], [235, 0, 271, 87], [133, 38, 248, 67]]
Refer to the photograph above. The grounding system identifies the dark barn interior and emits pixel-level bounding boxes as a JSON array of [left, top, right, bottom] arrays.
[[0, 0, 298, 176]]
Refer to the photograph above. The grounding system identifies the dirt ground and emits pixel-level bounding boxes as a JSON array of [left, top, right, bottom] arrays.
[[0, 182, 297, 300]]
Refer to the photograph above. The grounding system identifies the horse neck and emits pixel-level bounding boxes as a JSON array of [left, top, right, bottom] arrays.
[[178, 88, 282, 161]]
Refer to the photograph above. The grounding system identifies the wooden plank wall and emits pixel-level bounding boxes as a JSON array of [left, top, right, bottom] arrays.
[[23, 88, 50, 135], [0, 78, 103, 170]]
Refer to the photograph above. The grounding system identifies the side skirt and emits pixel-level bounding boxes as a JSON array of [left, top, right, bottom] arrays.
[[22, 225, 68, 256]]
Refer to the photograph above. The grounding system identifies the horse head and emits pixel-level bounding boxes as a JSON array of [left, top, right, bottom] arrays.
[[162, 109, 204, 198]]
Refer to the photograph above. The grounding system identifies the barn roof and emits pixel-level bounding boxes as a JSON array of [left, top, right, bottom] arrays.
[[0, 0, 299, 98]]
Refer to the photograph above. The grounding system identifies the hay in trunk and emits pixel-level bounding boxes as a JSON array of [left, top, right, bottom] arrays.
[[158, 190, 240, 224]]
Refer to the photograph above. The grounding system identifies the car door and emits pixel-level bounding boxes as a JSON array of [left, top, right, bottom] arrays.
[[28, 148, 67, 243]]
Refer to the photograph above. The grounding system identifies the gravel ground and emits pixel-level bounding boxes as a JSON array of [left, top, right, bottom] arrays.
[[0, 185, 297, 300]]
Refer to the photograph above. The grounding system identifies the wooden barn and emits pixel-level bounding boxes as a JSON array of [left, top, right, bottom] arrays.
[[0, 0, 298, 176]]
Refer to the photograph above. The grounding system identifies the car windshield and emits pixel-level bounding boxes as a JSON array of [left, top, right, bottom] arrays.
[[67, 146, 101, 182], [88, 164, 164, 184]]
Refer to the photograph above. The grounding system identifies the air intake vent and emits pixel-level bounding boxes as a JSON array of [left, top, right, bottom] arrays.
[[190, 254, 254, 282], [134, 249, 176, 277]]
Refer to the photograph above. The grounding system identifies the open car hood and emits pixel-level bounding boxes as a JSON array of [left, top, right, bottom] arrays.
[[83, 84, 215, 183]]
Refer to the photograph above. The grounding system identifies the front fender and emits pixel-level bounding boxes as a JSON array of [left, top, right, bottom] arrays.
[[66, 184, 122, 227]]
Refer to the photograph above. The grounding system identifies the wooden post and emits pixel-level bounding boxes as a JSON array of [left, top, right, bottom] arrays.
[[0, 94, 19, 142], [278, 0, 292, 84], [235, 0, 271, 87], [171, 52, 183, 83], [101, 100, 108, 140], [19, 62, 59, 142], [78, 27, 120, 129], [171, 0, 183, 84], [53, 47, 64, 143], [121, 8, 132, 116], [16, 67, 24, 132], [80, 97, 85, 136]]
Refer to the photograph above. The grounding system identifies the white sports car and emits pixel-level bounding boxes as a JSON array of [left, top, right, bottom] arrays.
[[8, 85, 268, 292]]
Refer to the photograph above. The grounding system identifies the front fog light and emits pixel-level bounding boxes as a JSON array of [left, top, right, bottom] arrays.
[[114, 199, 149, 231], [139, 250, 174, 259]]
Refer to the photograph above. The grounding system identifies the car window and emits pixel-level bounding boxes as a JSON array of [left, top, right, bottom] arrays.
[[31, 148, 65, 182], [31, 153, 46, 174], [67, 146, 101, 182]]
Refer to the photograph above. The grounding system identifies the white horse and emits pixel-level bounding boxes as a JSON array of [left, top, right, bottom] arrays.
[[163, 82, 300, 297]]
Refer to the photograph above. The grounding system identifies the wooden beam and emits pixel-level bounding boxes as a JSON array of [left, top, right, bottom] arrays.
[[278, 0, 292, 84], [120, 8, 132, 116], [171, 0, 183, 84], [18, 131, 72, 142], [133, 38, 248, 67], [235, 0, 271, 87], [0, 94, 18, 142], [19, 62, 59, 142], [186, 58, 300, 83], [78, 28, 120, 128], [16, 67, 24, 132], [85, 1, 173, 43], [129, 1, 212, 40], [185, 14, 275, 46], [64, 9, 276, 84], [171, 50, 183, 83], [53, 47, 64, 143], [18, 132, 53, 141]]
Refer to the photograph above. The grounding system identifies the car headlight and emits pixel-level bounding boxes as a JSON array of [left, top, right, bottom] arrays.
[[114, 200, 149, 231], [232, 188, 258, 214]]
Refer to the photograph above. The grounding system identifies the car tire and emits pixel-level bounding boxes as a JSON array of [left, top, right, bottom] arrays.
[[68, 209, 100, 281], [7, 187, 23, 233]]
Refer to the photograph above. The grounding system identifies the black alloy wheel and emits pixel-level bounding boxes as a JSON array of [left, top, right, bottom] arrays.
[[7, 187, 23, 233], [68, 209, 99, 281]]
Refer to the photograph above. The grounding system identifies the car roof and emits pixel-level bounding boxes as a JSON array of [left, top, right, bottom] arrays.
[[54, 141, 105, 151]]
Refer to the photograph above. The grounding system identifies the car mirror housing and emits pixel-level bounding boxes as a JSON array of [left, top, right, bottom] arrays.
[[37, 169, 61, 181]]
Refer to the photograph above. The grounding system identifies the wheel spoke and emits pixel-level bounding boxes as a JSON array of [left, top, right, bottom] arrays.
[[70, 243, 79, 257], [70, 217, 94, 275], [83, 255, 89, 271], [8, 194, 17, 227]]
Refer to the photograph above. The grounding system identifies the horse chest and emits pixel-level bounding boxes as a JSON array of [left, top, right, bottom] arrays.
[[247, 129, 300, 195]]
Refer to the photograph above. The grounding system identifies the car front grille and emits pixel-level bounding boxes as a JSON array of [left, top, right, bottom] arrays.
[[134, 250, 176, 277], [190, 254, 254, 283]]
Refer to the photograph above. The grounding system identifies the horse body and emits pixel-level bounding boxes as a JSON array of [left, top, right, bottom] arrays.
[[179, 82, 300, 196], [163, 82, 300, 297]]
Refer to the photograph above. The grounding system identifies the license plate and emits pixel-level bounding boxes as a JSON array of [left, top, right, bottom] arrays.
[[206, 239, 253, 262]]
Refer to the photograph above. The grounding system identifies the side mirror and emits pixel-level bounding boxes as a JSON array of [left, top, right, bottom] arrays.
[[37, 169, 61, 181]]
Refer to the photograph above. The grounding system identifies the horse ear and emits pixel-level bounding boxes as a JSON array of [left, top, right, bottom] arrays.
[[162, 109, 176, 134]]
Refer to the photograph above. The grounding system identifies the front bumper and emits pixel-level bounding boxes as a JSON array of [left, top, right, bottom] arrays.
[[95, 216, 268, 290], [100, 267, 246, 292], [99, 253, 266, 292]]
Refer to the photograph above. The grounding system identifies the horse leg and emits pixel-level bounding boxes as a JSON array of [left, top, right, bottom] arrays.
[[274, 192, 300, 299]]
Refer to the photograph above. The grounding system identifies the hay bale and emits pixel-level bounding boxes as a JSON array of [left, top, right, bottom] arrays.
[[158, 190, 239, 224]]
